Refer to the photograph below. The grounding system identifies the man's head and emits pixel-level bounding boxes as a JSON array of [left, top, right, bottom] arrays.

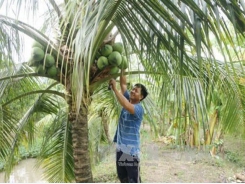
[[130, 83, 148, 102]]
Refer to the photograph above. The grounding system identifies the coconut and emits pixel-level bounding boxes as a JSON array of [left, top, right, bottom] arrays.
[[31, 47, 45, 62], [97, 56, 108, 70], [47, 66, 58, 77], [28, 58, 40, 67], [32, 41, 44, 49], [118, 56, 128, 69], [101, 44, 113, 57], [108, 51, 122, 66], [36, 65, 46, 75], [112, 42, 124, 53], [95, 51, 101, 60], [44, 54, 55, 68], [109, 66, 119, 74]]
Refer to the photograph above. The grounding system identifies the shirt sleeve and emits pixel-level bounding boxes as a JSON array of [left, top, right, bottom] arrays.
[[124, 90, 143, 118], [124, 90, 130, 100], [134, 103, 144, 119]]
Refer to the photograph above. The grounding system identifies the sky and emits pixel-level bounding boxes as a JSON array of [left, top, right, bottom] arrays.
[[0, 1, 51, 63]]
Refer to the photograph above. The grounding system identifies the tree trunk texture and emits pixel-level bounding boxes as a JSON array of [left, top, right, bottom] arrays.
[[69, 100, 93, 183]]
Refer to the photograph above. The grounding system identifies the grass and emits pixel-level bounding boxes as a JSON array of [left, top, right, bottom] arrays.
[[92, 151, 118, 183]]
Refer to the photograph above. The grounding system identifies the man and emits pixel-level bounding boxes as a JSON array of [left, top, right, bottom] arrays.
[[109, 70, 148, 183]]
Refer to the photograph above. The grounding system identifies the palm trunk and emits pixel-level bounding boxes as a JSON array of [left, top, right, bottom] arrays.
[[69, 100, 93, 182]]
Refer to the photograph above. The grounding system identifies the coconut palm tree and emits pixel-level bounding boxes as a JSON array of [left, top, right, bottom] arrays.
[[1, 0, 245, 182]]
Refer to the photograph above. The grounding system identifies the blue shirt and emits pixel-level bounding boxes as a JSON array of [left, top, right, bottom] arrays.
[[113, 91, 144, 156]]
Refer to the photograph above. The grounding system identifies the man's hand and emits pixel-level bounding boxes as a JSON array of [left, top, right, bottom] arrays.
[[109, 78, 117, 91], [109, 77, 135, 114]]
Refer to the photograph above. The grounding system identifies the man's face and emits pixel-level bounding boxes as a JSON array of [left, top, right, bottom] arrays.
[[130, 86, 143, 102]]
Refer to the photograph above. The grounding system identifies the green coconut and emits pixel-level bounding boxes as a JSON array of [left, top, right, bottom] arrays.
[[31, 47, 45, 62], [44, 54, 55, 68], [118, 56, 128, 69], [101, 44, 113, 57], [108, 51, 122, 66], [47, 66, 58, 77], [112, 42, 124, 53], [97, 56, 108, 70], [95, 51, 101, 60], [36, 65, 46, 75], [109, 66, 119, 74], [32, 41, 44, 50], [28, 58, 40, 67]]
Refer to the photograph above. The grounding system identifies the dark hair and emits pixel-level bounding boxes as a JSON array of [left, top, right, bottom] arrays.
[[134, 83, 148, 101]]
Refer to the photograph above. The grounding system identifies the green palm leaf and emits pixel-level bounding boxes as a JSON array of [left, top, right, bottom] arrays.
[[38, 109, 74, 183]]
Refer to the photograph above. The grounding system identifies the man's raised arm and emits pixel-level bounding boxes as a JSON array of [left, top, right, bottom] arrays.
[[120, 69, 127, 94]]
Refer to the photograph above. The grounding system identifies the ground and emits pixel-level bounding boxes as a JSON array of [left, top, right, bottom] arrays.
[[0, 128, 244, 183], [93, 129, 245, 183]]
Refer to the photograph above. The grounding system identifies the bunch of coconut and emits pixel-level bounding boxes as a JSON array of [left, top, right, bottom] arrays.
[[96, 42, 128, 74], [28, 41, 58, 78]]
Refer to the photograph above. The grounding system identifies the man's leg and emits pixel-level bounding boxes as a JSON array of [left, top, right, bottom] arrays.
[[116, 150, 128, 183], [126, 156, 140, 183]]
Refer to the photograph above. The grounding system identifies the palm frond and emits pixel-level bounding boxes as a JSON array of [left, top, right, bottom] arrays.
[[38, 109, 74, 183], [0, 63, 66, 179]]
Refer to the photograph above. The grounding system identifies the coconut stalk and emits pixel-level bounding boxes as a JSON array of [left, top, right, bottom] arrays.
[[205, 110, 218, 145], [193, 122, 200, 149]]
